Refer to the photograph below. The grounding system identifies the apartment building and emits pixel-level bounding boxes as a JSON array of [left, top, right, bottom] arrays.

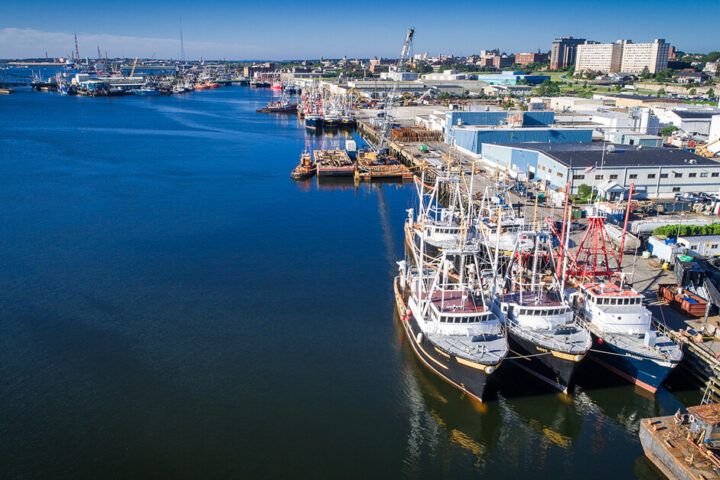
[[575, 39, 670, 74], [620, 39, 670, 74], [575, 42, 623, 73], [550, 37, 586, 70]]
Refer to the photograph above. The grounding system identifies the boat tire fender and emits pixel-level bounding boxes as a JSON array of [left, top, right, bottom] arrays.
[[416, 332, 423, 345]]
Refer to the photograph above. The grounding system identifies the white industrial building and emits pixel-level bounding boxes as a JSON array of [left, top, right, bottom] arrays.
[[480, 142, 720, 199], [654, 108, 720, 140], [677, 235, 720, 257]]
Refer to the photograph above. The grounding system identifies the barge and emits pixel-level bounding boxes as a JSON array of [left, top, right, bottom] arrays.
[[640, 403, 720, 479], [314, 149, 354, 177]]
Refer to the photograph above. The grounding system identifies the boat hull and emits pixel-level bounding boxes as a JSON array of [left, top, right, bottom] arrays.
[[305, 117, 322, 129], [394, 277, 493, 402], [316, 166, 354, 177], [588, 332, 675, 393], [506, 331, 582, 393]]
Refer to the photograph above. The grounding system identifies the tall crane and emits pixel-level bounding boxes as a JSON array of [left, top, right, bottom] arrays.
[[376, 27, 414, 153], [74, 34, 80, 65]]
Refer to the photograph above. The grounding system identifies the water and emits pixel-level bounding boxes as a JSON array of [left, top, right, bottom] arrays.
[[0, 83, 701, 479]]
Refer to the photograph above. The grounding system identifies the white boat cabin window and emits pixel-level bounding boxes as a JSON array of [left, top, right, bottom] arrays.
[[517, 307, 568, 316], [440, 316, 477, 323], [595, 297, 642, 306]]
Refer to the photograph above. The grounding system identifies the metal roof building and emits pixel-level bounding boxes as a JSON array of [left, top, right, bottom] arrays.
[[481, 142, 720, 199]]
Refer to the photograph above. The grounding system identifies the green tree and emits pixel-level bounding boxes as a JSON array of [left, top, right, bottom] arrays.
[[705, 51, 720, 63], [657, 87, 667, 97], [660, 125, 678, 136], [640, 66, 651, 79], [578, 184, 592, 199], [689, 88, 697, 95], [615, 84, 623, 92], [708, 88, 716, 98], [534, 79, 561, 96]]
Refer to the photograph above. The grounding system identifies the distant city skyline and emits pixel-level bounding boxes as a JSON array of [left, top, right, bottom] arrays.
[[1, 0, 717, 60]]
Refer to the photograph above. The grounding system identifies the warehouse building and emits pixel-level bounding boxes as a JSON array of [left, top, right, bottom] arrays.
[[480, 142, 720, 199], [453, 128, 592, 155]]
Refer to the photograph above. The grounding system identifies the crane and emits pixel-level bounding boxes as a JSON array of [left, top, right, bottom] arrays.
[[74, 34, 80, 64], [130, 56, 139, 77], [695, 137, 720, 158], [376, 27, 415, 153]]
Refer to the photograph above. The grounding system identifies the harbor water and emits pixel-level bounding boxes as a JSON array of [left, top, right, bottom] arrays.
[[0, 83, 701, 479]]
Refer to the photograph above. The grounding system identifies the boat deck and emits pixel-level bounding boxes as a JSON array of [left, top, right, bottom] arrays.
[[498, 291, 563, 307], [428, 290, 486, 314]]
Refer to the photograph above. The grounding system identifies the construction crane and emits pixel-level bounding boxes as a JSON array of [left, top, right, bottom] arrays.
[[74, 34, 80, 65], [695, 137, 720, 158], [130, 56, 139, 77], [376, 27, 415, 153]]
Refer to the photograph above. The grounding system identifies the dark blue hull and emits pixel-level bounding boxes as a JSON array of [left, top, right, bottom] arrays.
[[589, 334, 674, 393], [305, 117, 322, 129], [507, 332, 581, 393]]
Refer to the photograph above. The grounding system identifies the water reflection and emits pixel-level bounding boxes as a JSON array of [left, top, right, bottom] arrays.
[[394, 314, 503, 472]]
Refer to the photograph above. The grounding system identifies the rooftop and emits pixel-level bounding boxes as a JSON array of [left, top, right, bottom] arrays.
[[492, 142, 720, 169], [672, 110, 720, 119]]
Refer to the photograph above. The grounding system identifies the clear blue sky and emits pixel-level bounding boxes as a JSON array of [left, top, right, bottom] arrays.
[[1, 0, 717, 59]]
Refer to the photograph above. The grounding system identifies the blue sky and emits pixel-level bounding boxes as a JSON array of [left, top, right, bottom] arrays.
[[1, 0, 717, 59]]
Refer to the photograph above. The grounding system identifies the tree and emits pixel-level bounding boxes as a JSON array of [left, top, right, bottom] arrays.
[[660, 125, 678, 136], [534, 79, 561, 96], [578, 184, 592, 199], [708, 88, 716, 98], [689, 88, 697, 95], [705, 51, 720, 63], [656, 87, 667, 97], [615, 84, 623, 92], [412, 62, 433, 74], [640, 66, 651, 79]]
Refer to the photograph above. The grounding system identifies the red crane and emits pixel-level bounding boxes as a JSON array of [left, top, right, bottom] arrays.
[[558, 183, 634, 284]]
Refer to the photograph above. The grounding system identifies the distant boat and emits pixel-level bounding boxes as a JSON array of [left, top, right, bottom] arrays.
[[131, 87, 160, 96], [291, 153, 316, 180], [270, 81, 283, 91], [305, 113, 322, 130]]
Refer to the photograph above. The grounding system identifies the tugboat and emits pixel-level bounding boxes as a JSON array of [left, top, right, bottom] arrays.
[[490, 230, 591, 393], [291, 152, 315, 180], [395, 221, 508, 402]]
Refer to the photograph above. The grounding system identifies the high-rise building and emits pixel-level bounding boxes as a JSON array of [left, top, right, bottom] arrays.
[[620, 39, 670, 74], [574, 39, 671, 74], [550, 37, 586, 70], [575, 41, 623, 73]]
